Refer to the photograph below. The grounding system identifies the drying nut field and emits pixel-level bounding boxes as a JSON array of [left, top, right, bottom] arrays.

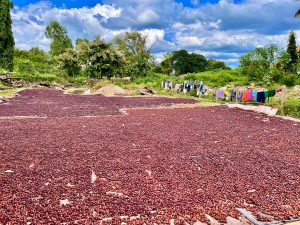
[[0, 89, 299, 225]]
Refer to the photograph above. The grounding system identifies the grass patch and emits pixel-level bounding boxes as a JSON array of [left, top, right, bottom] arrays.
[[283, 98, 300, 119], [0, 88, 25, 98]]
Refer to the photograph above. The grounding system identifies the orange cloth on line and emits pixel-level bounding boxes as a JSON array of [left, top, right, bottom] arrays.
[[242, 91, 247, 102]]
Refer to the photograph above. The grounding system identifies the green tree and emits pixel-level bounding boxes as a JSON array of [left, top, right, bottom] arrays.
[[45, 21, 73, 57], [28, 47, 49, 63], [88, 36, 125, 79], [159, 53, 173, 75], [75, 38, 90, 66], [0, 0, 15, 71], [287, 31, 298, 73], [114, 31, 154, 77], [14, 47, 54, 76], [56, 48, 80, 77], [240, 45, 283, 84], [161, 50, 208, 75], [207, 59, 231, 71], [295, 8, 300, 17]]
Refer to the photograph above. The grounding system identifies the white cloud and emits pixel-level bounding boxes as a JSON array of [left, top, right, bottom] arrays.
[[11, 0, 300, 67], [175, 35, 204, 47], [12, 2, 122, 50], [140, 29, 165, 48], [137, 9, 160, 24]]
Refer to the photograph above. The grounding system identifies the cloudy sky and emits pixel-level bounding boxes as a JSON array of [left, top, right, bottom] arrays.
[[11, 0, 300, 67]]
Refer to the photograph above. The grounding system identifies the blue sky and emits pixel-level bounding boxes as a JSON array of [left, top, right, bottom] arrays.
[[11, 0, 300, 67], [13, 0, 226, 8]]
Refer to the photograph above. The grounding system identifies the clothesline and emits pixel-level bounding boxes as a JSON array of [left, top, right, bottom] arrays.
[[162, 80, 281, 104]]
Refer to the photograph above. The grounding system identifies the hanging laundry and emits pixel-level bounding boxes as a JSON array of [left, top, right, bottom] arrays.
[[257, 91, 265, 103], [187, 84, 191, 92], [264, 91, 270, 102], [212, 89, 217, 97], [268, 90, 276, 98], [180, 84, 184, 92], [242, 91, 247, 102], [230, 92, 236, 101], [217, 90, 224, 99], [237, 91, 242, 101], [169, 81, 173, 90], [252, 92, 258, 102], [223, 91, 229, 101], [203, 86, 209, 95], [174, 84, 180, 92], [265, 90, 275, 102], [200, 84, 204, 92], [246, 91, 254, 101]]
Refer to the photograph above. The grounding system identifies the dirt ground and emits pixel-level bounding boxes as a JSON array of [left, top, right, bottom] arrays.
[[0, 89, 299, 224]]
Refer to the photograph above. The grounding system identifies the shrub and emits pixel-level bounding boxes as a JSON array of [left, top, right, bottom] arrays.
[[184, 70, 248, 87], [283, 98, 300, 118], [17, 60, 35, 75], [281, 74, 297, 87]]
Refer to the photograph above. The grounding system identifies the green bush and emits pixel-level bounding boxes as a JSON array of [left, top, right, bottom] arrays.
[[283, 98, 300, 118], [17, 73, 60, 83], [68, 75, 87, 84], [17, 60, 35, 75], [281, 74, 297, 87], [184, 69, 248, 87]]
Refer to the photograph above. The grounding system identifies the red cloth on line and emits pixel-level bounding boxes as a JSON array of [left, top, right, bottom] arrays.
[[246, 91, 254, 101]]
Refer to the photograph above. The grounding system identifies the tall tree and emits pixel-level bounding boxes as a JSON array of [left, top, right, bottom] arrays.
[[75, 38, 90, 66], [114, 31, 155, 77], [45, 21, 73, 57], [296, 9, 300, 17], [161, 50, 208, 75], [240, 45, 283, 82], [88, 36, 125, 79], [0, 0, 15, 71], [56, 48, 80, 77], [287, 30, 298, 72]]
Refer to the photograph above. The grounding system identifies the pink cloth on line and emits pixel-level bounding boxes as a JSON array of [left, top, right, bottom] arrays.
[[246, 91, 254, 101]]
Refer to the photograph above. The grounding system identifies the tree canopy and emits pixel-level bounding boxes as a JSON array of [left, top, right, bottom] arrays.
[[45, 21, 73, 57], [0, 0, 15, 71], [160, 50, 209, 75], [88, 37, 125, 79], [287, 31, 298, 73], [114, 31, 154, 77]]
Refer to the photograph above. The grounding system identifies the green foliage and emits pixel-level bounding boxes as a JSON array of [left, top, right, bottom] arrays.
[[287, 31, 298, 73], [0, 0, 15, 71], [76, 38, 90, 66], [283, 98, 300, 118], [161, 50, 208, 75], [88, 36, 125, 79], [207, 59, 231, 71], [158, 53, 173, 75], [45, 21, 73, 57], [240, 45, 284, 84], [281, 74, 298, 87], [17, 60, 35, 75], [56, 48, 81, 76], [67, 74, 87, 84], [132, 72, 171, 89], [184, 69, 248, 87], [131, 69, 247, 90], [14, 48, 55, 76], [114, 31, 153, 77]]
